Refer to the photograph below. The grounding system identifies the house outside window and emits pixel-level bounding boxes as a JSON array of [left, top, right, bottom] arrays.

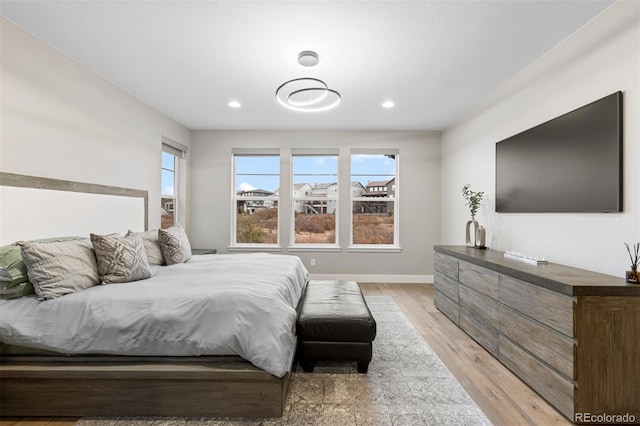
[[291, 151, 338, 246], [351, 151, 399, 247], [232, 151, 280, 247]]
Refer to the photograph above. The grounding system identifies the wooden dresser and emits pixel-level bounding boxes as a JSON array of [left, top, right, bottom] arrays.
[[434, 245, 640, 424]]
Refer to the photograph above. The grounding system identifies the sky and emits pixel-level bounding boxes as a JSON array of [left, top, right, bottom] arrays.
[[236, 154, 396, 193], [161, 151, 175, 196], [162, 153, 396, 196]]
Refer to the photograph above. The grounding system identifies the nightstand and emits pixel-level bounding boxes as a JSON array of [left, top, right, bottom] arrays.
[[191, 249, 217, 255]]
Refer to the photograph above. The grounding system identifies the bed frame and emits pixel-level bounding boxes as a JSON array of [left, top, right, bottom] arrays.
[[0, 173, 294, 417], [1, 353, 294, 417]]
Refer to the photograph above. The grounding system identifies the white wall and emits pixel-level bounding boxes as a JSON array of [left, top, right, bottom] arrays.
[[190, 130, 440, 279], [441, 1, 639, 277], [0, 17, 191, 234]]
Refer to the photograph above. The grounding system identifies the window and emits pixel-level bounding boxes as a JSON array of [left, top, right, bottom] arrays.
[[291, 153, 338, 246], [161, 151, 176, 228], [232, 152, 279, 246], [351, 152, 399, 246], [161, 138, 187, 229]]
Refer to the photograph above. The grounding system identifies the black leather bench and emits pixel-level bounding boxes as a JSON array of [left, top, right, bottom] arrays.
[[296, 280, 376, 373]]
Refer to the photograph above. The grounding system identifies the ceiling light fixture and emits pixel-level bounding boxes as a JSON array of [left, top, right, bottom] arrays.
[[275, 51, 341, 113], [382, 100, 395, 109], [228, 100, 241, 108], [298, 50, 319, 67], [276, 77, 341, 112]]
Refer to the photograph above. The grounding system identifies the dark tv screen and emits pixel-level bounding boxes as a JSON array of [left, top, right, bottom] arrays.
[[496, 91, 622, 213]]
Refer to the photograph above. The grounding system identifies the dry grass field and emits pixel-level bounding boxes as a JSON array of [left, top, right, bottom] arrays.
[[237, 210, 393, 245]]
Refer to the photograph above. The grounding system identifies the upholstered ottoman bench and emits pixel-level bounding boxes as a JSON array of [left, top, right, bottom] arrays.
[[296, 280, 376, 373]]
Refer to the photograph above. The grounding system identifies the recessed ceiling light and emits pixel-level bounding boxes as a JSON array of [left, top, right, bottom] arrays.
[[382, 100, 395, 109], [228, 100, 241, 109]]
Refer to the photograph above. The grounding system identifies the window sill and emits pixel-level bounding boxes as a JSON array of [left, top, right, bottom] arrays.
[[287, 245, 342, 253], [228, 245, 282, 252], [347, 246, 402, 253]]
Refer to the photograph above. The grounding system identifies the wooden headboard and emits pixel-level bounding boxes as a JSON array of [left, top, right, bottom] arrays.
[[0, 172, 148, 245]]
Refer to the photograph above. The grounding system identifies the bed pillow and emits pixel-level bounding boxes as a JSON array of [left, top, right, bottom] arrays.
[[19, 239, 99, 300], [158, 223, 192, 265], [0, 244, 34, 299], [1, 237, 85, 299], [0, 268, 13, 284], [125, 229, 165, 265], [90, 233, 151, 284]]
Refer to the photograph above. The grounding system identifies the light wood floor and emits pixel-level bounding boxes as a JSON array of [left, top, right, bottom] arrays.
[[361, 283, 571, 426], [0, 283, 571, 426]]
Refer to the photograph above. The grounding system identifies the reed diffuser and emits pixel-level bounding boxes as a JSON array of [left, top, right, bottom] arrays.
[[624, 242, 639, 283]]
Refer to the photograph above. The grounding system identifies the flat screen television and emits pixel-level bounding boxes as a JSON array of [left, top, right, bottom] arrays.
[[495, 91, 622, 213]]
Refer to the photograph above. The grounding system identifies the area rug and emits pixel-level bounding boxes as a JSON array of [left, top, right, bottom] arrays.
[[76, 296, 491, 426]]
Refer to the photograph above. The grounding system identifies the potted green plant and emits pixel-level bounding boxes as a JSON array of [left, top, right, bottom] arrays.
[[462, 184, 484, 248]]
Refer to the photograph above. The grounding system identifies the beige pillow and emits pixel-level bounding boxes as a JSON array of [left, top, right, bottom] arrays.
[[158, 224, 192, 265], [125, 230, 165, 265], [90, 233, 152, 284], [19, 239, 99, 300]]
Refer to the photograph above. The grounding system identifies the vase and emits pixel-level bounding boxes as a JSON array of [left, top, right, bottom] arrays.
[[475, 225, 486, 249], [626, 265, 638, 284], [465, 219, 478, 248]]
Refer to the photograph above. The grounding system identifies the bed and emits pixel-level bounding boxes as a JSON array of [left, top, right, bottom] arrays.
[[0, 172, 308, 417]]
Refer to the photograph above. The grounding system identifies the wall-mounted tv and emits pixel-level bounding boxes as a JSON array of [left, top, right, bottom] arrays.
[[495, 91, 622, 213]]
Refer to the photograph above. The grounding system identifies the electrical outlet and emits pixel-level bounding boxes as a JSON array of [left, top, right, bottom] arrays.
[[310, 259, 316, 267]]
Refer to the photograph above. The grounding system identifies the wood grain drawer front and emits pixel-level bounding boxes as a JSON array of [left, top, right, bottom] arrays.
[[435, 290, 459, 325], [499, 275, 574, 337], [458, 260, 499, 299], [500, 305, 575, 380], [459, 284, 500, 329], [460, 306, 499, 357], [434, 252, 458, 280], [575, 296, 640, 418], [434, 272, 459, 303], [499, 335, 575, 420]]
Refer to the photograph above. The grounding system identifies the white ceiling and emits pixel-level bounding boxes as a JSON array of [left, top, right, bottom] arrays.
[[0, 1, 614, 131]]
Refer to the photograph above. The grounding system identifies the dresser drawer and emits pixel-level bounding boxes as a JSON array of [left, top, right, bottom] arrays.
[[459, 284, 500, 329], [435, 290, 459, 325], [434, 252, 458, 281], [460, 306, 499, 357], [500, 305, 575, 380], [434, 272, 459, 303], [459, 260, 499, 299], [499, 335, 575, 420], [499, 275, 575, 337]]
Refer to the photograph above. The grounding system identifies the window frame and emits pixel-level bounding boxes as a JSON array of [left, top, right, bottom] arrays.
[[161, 148, 178, 228], [349, 150, 400, 252], [230, 149, 281, 251], [161, 137, 187, 229], [289, 149, 340, 251]]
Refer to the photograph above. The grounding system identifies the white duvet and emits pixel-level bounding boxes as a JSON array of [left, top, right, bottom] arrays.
[[0, 253, 308, 377]]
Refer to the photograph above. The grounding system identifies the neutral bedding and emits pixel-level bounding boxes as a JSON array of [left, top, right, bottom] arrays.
[[0, 253, 308, 377]]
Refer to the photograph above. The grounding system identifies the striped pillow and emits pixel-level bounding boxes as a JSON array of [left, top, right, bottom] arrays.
[[19, 238, 99, 300]]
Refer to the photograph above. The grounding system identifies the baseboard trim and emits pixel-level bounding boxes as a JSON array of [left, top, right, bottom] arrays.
[[308, 274, 433, 284]]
